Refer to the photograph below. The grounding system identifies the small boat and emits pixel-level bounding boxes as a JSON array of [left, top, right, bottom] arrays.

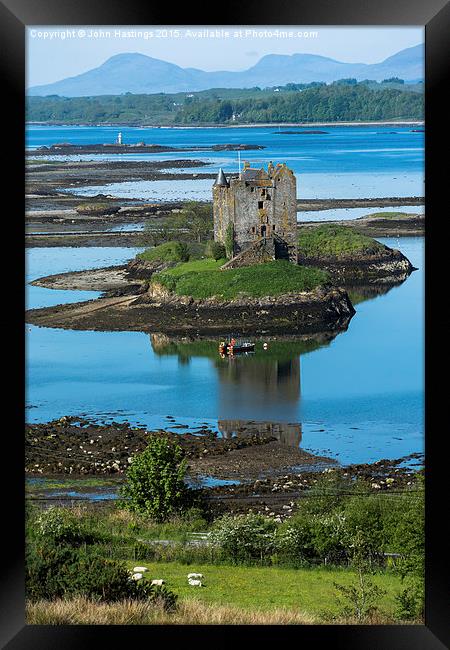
[[219, 338, 255, 356]]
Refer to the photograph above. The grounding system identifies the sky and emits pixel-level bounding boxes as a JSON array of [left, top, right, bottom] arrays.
[[26, 25, 424, 88]]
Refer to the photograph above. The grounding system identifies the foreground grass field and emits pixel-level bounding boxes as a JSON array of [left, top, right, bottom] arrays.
[[26, 563, 406, 625], [123, 561, 403, 617], [153, 260, 329, 300]]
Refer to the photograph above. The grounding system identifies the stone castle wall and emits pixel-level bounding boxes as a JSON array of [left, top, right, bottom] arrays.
[[213, 163, 298, 262]]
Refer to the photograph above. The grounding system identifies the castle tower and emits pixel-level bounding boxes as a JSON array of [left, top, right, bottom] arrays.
[[212, 161, 298, 263]]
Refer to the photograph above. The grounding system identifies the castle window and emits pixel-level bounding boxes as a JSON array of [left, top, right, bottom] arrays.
[[251, 187, 254, 192], [251, 226, 255, 233], [258, 201, 264, 209], [261, 189, 266, 196], [261, 225, 266, 236], [272, 225, 276, 231]]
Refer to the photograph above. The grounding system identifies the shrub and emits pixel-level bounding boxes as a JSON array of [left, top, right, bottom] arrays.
[[394, 577, 424, 621], [137, 241, 190, 263], [119, 436, 189, 522], [276, 511, 347, 565], [34, 507, 94, 546], [26, 542, 178, 608], [342, 495, 386, 562], [205, 240, 226, 261], [332, 530, 387, 623], [210, 514, 277, 563]]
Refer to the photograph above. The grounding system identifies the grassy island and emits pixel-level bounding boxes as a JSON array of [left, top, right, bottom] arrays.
[[152, 259, 330, 300], [298, 224, 385, 258]]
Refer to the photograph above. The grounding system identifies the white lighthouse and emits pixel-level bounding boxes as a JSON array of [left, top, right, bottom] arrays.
[[117, 132, 123, 145]]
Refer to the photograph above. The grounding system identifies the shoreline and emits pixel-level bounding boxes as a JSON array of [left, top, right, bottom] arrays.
[[27, 120, 425, 129], [25, 416, 424, 514]]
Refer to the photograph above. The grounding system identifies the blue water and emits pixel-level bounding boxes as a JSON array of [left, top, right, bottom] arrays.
[[27, 124, 424, 199], [25, 125, 424, 467], [25, 237, 424, 466]]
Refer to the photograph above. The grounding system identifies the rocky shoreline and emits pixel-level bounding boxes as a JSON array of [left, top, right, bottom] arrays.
[[25, 282, 355, 335], [25, 416, 333, 479], [29, 143, 265, 156], [298, 246, 415, 284], [25, 417, 424, 515]]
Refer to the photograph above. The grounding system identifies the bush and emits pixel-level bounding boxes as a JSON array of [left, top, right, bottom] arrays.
[[119, 436, 189, 522], [205, 240, 226, 261], [342, 495, 385, 562], [26, 542, 177, 608], [394, 578, 424, 621], [276, 511, 347, 565], [210, 514, 277, 563], [34, 507, 95, 546], [137, 241, 190, 263]]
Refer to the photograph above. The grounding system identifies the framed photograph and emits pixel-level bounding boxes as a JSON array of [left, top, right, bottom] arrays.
[[1, 0, 448, 646]]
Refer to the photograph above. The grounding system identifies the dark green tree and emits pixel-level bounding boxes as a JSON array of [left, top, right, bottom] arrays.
[[120, 436, 189, 521]]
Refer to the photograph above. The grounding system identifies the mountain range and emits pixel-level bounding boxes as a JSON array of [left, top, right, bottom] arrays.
[[28, 44, 424, 97]]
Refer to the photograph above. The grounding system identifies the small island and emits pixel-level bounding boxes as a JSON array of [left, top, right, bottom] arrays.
[[27, 161, 415, 334]]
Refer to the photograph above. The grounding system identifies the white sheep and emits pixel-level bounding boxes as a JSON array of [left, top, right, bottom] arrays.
[[131, 573, 143, 581], [187, 573, 203, 579], [133, 566, 148, 573], [188, 578, 202, 587], [151, 579, 165, 586]]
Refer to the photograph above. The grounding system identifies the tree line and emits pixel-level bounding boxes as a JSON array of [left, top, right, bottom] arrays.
[[27, 82, 424, 126]]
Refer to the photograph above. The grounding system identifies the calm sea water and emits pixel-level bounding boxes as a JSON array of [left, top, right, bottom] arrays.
[[25, 238, 424, 466], [27, 124, 424, 199], [25, 125, 424, 466]]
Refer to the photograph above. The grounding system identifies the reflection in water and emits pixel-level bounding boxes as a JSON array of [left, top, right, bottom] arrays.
[[149, 274, 410, 449], [216, 353, 302, 447], [346, 277, 410, 306], [218, 419, 302, 448], [151, 334, 314, 447]]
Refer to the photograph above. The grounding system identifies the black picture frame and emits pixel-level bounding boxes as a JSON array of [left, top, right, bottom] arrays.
[[2, 0, 448, 647]]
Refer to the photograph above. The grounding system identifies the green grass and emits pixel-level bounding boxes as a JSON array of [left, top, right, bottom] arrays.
[[153, 259, 329, 300], [124, 560, 403, 615], [298, 224, 385, 258]]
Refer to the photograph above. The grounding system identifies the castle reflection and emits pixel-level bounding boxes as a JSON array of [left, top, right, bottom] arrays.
[[150, 334, 306, 447], [215, 354, 302, 447]]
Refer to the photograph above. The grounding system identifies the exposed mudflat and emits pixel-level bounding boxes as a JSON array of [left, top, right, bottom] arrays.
[[25, 417, 423, 515], [25, 416, 331, 479], [31, 265, 131, 291]]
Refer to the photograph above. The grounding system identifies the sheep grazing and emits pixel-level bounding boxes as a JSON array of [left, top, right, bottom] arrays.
[[131, 573, 143, 581], [188, 578, 202, 587], [133, 566, 148, 573], [187, 573, 203, 579], [151, 579, 165, 586]]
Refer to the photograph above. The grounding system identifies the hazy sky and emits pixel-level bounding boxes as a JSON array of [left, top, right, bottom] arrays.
[[26, 25, 424, 87]]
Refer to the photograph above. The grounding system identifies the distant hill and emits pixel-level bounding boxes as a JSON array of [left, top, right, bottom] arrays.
[[28, 45, 424, 97]]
